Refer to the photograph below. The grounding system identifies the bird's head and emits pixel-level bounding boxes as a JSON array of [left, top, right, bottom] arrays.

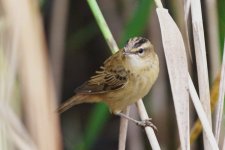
[[122, 37, 157, 69]]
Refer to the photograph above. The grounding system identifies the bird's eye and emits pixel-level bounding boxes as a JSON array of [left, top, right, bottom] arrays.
[[138, 48, 144, 54]]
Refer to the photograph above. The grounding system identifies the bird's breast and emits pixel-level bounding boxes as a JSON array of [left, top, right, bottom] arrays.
[[104, 65, 159, 114]]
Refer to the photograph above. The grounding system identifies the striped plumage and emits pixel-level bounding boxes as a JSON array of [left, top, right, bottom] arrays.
[[58, 37, 159, 114]]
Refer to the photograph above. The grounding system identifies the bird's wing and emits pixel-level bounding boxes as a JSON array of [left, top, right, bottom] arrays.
[[75, 52, 128, 94]]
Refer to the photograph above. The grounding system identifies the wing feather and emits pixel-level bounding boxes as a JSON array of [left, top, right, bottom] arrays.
[[75, 51, 128, 94]]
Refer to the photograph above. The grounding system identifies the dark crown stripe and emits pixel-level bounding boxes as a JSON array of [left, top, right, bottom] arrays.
[[133, 38, 148, 48]]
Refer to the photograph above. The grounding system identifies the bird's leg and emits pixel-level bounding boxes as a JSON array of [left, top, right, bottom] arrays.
[[115, 112, 157, 131]]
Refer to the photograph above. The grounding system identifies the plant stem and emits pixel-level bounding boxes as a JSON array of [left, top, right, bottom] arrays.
[[87, 0, 118, 53]]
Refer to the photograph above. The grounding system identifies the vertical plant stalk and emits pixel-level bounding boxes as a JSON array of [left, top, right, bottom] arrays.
[[191, 0, 212, 149], [87, 0, 118, 53], [184, 0, 191, 20], [214, 40, 225, 142], [87, 0, 160, 149], [205, 0, 220, 79], [153, 0, 163, 8], [49, 0, 69, 98], [127, 105, 145, 150], [182, 0, 193, 63], [118, 108, 130, 150], [86, 1, 128, 149], [1, 0, 62, 149]]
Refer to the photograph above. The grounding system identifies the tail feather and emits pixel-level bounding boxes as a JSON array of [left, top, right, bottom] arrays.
[[58, 94, 88, 113]]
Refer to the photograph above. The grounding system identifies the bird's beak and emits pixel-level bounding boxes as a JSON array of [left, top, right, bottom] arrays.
[[123, 51, 133, 56]]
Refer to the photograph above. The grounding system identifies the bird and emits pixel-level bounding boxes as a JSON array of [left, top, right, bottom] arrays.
[[58, 37, 159, 128]]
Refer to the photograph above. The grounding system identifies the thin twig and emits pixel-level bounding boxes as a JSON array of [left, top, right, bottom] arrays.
[[136, 100, 160, 150]]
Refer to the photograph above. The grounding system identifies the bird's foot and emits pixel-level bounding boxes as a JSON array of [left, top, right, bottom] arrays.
[[115, 112, 157, 131], [136, 118, 157, 131]]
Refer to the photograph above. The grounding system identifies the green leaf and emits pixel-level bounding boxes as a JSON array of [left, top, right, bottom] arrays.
[[218, 0, 225, 58]]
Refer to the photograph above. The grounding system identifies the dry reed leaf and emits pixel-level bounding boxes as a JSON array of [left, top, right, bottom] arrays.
[[156, 8, 189, 150], [188, 75, 219, 150], [0, 103, 37, 150], [214, 41, 225, 142], [191, 0, 212, 149], [0, 25, 33, 149], [190, 73, 220, 144], [1, 0, 62, 149]]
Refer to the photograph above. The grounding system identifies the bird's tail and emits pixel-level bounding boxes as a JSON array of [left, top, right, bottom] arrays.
[[58, 94, 93, 113]]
